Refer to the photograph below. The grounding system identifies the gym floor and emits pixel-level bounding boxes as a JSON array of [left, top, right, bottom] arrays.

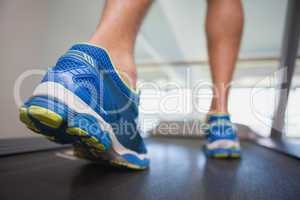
[[1, 137, 299, 200]]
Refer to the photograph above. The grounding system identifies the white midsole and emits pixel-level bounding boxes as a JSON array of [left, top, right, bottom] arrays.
[[33, 81, 148, 160], [206, 139, 240, 150]]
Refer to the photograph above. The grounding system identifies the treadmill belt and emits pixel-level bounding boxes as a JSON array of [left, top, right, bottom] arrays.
[[0, 137, 299, 200]]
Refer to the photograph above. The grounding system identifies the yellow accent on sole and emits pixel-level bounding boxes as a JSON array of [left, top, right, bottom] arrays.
[[83, 137, 98, 144], [66, 127, 88, 136], [110, 159, 146, 170], [28, 106, 63, 128], [27, 125, 41, 133], [96, 144, 105, 151], [19, 107, 40, 133], [67, 127, 106, 151], [82, 137, 105, 151], [19, 107, 31, 124]]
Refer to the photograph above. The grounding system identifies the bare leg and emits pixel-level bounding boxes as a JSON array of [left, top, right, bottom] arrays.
[[89, 0, 152, 89], [206, 0, 244, 114]]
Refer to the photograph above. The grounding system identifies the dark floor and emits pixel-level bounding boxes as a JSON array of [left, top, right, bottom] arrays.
[[1, 137, 300, 200]]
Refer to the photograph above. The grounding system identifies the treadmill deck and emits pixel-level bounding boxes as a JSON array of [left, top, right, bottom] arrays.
[[1, 137, 299, 200]]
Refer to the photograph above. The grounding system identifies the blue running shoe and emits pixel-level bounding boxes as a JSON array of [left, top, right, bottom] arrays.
[[205, 113, 241, 158], [19, 43, 149, 170]]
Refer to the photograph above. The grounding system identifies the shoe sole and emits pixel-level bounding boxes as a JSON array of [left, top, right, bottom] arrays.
[[206, 148, 241, 159], [205, 142, 241, 159], [20, 96, 149, 170]]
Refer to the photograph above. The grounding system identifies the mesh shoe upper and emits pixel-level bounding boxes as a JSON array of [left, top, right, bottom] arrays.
[[40, 43, 147, 154], [206, 114, 238, 142]]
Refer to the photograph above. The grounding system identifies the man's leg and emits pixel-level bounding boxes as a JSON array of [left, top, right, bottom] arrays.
[[204, 0, 244, 158], [89, 0, 152, 89], [206, 0, 244, 114], [19, 0, 152, 169]]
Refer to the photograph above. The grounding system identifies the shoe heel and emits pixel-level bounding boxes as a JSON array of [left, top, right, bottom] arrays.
[[27, 105, 63, 129], [19, 107, 41, 133], [19, 96, 75, 144]]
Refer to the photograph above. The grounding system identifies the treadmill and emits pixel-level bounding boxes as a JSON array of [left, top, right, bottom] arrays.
[[1, 1, 300, 200]]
